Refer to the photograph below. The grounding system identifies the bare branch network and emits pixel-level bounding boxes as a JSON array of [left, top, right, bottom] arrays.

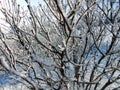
[[0, 0, 120, 90]]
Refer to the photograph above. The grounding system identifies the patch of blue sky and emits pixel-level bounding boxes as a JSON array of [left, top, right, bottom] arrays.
[[17, 0, 45, 6], [103, 0, 119, 9], [0, 73, 19, 86], [85, 43, 110, 64]]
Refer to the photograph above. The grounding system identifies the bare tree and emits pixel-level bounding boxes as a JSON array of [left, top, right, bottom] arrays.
[[0, 0, 120, 90]]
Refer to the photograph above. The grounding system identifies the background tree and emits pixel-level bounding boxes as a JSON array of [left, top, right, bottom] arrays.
[[0, 0, 120, 90]]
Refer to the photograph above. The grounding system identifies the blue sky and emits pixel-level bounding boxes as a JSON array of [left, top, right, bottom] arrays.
[[17, 0, 44, 6]]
